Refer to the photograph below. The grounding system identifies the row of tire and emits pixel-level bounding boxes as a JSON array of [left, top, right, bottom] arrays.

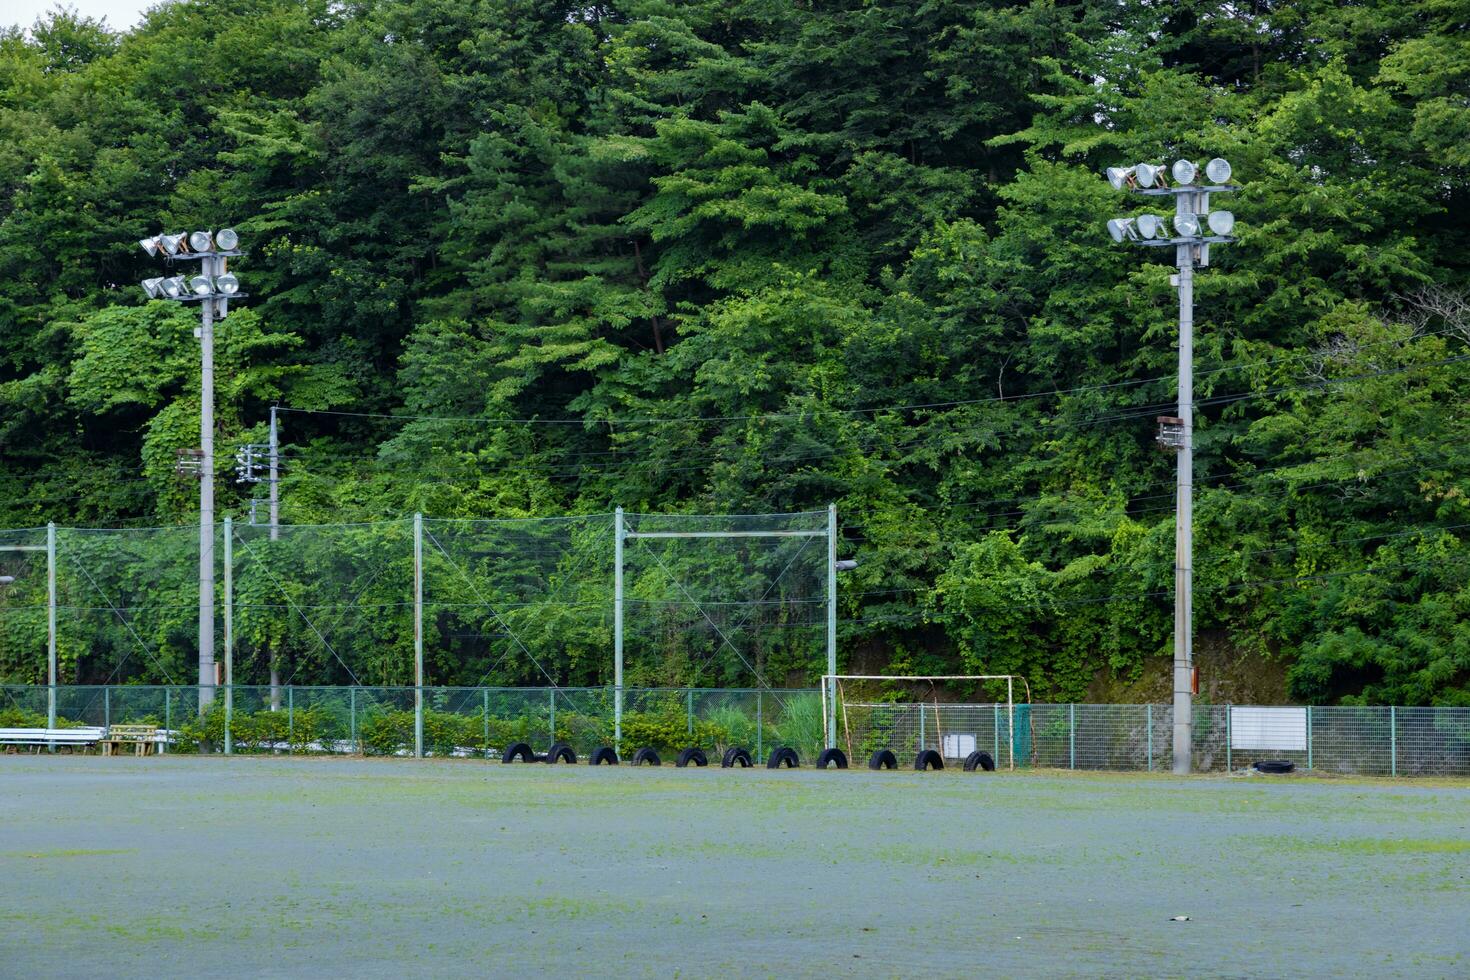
[[499, 741, 997, 772]]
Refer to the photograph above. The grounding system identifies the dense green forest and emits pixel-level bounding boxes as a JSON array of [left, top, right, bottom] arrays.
[[1, 0, 1467, 704]]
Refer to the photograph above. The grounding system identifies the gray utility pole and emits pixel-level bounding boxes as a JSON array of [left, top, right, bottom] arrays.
[[826, 503, 838, 749], [269, 407, 281, 709], [234, 409, 281, 707], [613, 506, 624, 751], [1104, 158, 1237, 775], [413, 512, 424, 759]]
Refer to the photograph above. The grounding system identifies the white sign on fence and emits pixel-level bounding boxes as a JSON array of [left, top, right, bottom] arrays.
[[1230, 706, 1307, 751], [942, 733, 977, 758]]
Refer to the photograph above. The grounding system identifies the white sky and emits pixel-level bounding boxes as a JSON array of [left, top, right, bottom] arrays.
[[7, 0, 158, 32]]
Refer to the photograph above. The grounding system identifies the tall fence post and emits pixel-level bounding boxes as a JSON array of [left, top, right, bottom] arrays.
[[350, 687, 357, 754], [918, 704, 926, 752], [46, 522, 57, 736], [223, 517, 233, 755], [104, 687, 110, 729], [164, 688, 171, 754], [614, 507, 624, 752], [1146, 704, 1153, 772], [482, 688, 490, 758], [1306, 705, 1313, 770], [687, 689, 694, 736], [993, 704, 1000, 764], [1390, 705, 1397, 777], [287, 686, 294, 753], [1069, 703, 1076, 770], [413, 513, 424, 759], [756, 691, 763, 762], [1225, 704, 1232, 772], [549, 688, 557, 744]]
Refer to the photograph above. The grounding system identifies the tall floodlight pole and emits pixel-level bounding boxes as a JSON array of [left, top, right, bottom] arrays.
[[199, 253, 216, 707], [138, 227, 245, 714], [1104, 158, 1238, 774]]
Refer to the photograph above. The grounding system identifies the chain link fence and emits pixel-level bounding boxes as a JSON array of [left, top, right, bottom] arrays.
[[3, 686, 1467, 776]]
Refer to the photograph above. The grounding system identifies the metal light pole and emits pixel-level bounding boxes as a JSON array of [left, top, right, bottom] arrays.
[[138, 228, 245, 714], [1104, 159, 1238, 775]]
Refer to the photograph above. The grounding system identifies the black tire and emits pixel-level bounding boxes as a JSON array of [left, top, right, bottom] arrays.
[[501, 741, 535, 764], [868, 749, 898, 770], [721, 747, 753, 768], [915, 749, 944, 771], [766, 746, 799, 769], [1253, 759, 1295, 774], [676, 747, 708, 768], [962, 750, 996, 772], [545, 742, 576, 765], [589, 746, 619, 766], [632, 747, 661, 767], [816, 748, 849, 770]]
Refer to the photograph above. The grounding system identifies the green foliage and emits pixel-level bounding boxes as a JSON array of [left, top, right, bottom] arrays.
[[1, 0, 1467, 706]]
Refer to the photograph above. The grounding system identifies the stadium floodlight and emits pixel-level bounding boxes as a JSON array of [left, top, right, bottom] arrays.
[[1101, 151, 1239, 776], [1106, 166, 1134, 190], [1136, 213, 1167, 239], [1107, 217, 1138, 242], [1134, 163, 1163, 188], [0, 575, 13, 585], [834, 559, 859, 572], [130, 224, 246, 718]]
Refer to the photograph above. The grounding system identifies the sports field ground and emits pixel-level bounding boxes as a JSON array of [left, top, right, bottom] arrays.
[[2, 756, 1467, 977]]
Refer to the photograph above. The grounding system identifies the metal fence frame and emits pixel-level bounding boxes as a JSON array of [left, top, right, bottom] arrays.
[[3, 686, 1467, 777]]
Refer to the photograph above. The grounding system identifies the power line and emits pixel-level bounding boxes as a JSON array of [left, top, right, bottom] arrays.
[[269, 326, 1462, 430]]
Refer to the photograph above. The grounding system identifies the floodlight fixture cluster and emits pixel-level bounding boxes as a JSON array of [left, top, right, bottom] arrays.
[[138, 227, 239, 259], [138, 228, 244, 312], [1105, 158, 1238, 251]]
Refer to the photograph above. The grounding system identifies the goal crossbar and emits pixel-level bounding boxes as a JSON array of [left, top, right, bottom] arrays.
[[821, 674, 1025, 770]]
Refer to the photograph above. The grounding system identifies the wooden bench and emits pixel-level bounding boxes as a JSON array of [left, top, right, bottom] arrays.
[[0, 727, 107, 753], [101, 725, 160, 757]]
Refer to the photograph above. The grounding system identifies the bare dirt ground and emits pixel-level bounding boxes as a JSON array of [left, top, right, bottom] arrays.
[[2, 756, 1467, 977]]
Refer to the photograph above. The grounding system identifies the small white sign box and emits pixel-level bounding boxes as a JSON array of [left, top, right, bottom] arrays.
[[1230, 706, 1307, 751], [942, 733, 977, 758]]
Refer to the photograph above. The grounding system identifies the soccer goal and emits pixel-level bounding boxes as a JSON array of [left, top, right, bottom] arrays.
[[821, 675, 1029, 770]]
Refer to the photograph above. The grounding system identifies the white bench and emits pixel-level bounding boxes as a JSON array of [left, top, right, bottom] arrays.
[[0, 727, 107, 753]]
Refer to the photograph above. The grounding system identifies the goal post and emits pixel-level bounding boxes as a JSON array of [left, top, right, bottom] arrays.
[[821, 674, 1028, 770]]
